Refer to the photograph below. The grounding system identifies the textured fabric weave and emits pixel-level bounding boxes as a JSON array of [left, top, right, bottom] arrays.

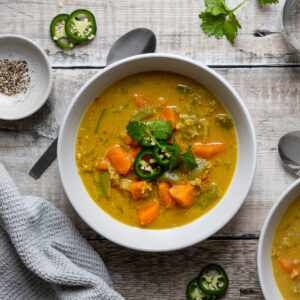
[[0, 163, 124, 300]]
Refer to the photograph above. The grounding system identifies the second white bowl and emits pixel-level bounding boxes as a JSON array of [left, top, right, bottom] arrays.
[[258, 178, 300, 299]]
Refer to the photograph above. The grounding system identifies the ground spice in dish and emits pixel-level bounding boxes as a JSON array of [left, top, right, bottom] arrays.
[[0, 59, 31, 96]]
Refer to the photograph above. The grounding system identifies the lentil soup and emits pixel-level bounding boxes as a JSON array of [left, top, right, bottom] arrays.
[[272, 196, 300, 299], [75, 71, 238, 229]]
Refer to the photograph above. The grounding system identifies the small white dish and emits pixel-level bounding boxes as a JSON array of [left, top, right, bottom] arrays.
[[58, 53, 256, 252], [258, 178, 300, 300], [0, 34, 53, 120]]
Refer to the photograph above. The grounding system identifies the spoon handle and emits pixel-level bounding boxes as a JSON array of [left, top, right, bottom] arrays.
[[29, 138, 58, 179]]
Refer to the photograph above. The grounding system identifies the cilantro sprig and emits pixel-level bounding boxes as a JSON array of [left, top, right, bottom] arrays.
[[126, 119, 173, 144], [126, 120, 197, 171], [199, 0, 278, 44], [168, 138, 197, 171]]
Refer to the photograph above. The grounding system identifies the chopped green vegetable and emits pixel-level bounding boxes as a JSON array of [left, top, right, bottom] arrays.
[[99, 171, 111, 197], [159, 170, 182, 184], [188, 158, 207, 180], [93, 180, 103, 199], [130, 104, 156, 121], [199, 0, 278, 44], [92, 170, 111, 198], [176, 84, 194, 94], [177, 115, 204, 141], [94, 109, 106, 134], [215, 113, 233, 129], [196, 185, 220, 209]]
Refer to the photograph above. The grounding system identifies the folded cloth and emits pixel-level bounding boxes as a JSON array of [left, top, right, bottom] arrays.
[[0, 163, 124, 300]]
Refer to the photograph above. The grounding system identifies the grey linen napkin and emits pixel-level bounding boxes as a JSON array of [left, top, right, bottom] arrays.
[[0, 162, 124, 300]]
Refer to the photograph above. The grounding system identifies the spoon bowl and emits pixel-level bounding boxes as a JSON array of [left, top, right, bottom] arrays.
[[278, 131, 300, 176], [106, 28, 156, 66]]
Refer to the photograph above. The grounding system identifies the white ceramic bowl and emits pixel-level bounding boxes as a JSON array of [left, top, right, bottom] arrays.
[[0, 34, 53, 120], [258, 178, 300, 299], [58, 54, 256, 252]]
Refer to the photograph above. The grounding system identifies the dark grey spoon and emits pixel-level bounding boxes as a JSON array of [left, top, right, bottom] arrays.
[[29, 28, 156, 179], [278, 131, 300, 176]]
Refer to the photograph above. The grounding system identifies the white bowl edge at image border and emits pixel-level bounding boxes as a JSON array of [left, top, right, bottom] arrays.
[[257, 178, 300, 300], [0, 34, 53, 120], [57, 53, 257, 252]]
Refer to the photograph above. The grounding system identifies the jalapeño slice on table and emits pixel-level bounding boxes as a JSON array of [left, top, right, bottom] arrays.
[[186, 278, 215, 300], [50, 14, 76, 50], [133, 149, 164, 180], [153, 142, 173, 166], [197, 264, 229, 296], [65, 9, 97, 42]]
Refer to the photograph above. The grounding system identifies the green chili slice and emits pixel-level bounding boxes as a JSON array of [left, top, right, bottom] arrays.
[[50, 14, 76, 50], [133, 149, 163, 180], [153, 142, 173, 167], [186, 278, 213, 300], [140, 134, 156, 148], [65, 9, 97, 42], [197, 264, 229, 296]]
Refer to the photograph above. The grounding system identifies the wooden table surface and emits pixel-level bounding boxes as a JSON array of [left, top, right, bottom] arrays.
[[0, 0, 298, 299]]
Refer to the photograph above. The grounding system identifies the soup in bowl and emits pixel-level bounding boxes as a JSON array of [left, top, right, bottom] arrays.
[[258, 179, 300, 299], [58, 54, 256, 251], [75, 71, 238, 229]]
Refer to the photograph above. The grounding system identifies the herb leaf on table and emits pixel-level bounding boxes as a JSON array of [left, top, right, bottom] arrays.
[[199, 0, 278, 44]]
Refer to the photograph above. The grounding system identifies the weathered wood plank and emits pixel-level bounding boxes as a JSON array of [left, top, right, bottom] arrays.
[[0, 67, 298, 238], [0, 0, 297, 66], [91, 238, 263, 299]]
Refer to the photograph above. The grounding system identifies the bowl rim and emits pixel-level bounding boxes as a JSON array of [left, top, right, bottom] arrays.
[[0, 34, 53, 120], [282, 0, 300, 53], [257, 178, 300, 299], [58, 53, 257, 252]]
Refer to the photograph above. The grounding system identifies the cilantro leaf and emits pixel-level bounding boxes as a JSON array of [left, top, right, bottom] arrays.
[[169, 139, 197, 171], [199, 0, 278, 44], [126, 121, 147, 141], [168, 138, 183, 171], [258, 0, 278, 4], [223, 13, 241, 44], [199, 12, 226, 39], [149, 119, 173, 140], [168, 155, 181, 171], [171, 137, 182, 153], [205, 0, 229, 15], [178, 146, 198, 170]]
